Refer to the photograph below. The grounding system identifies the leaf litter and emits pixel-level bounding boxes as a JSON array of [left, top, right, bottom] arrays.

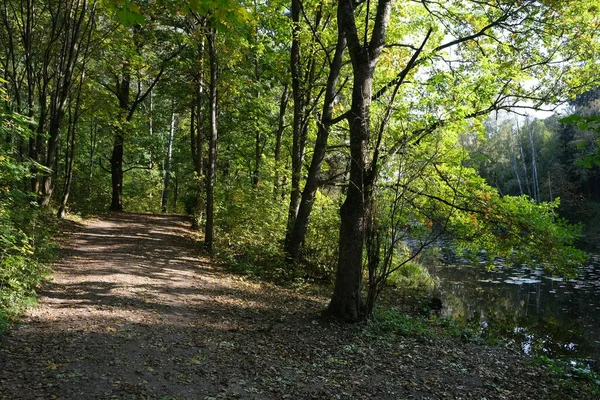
[[0, 213, 595, 399]]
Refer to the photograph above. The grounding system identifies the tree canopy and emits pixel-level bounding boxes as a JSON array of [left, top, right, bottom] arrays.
[[1, 0, 599, 321]]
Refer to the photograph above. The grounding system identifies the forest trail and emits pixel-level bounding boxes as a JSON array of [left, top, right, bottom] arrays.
[[0, 214, 583, 399]]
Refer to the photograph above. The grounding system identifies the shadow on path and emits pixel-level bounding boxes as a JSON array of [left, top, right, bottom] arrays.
[[0, 213, 576, 400], [0, 213, 324, 399]]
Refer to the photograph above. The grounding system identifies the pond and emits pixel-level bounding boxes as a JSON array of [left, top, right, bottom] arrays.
[[428, 253, 600, 369]]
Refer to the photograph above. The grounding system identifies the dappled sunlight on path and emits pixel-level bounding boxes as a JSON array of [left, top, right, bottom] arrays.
[[0, 213, 323, 399], [0, 213, 585, 400]]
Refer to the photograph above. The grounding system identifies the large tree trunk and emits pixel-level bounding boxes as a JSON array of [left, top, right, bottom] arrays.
[[204, 28, 218, 251], [110, 70, 130, 212], [110, 129, 124, 211], [191, 37, 206, 228], [327, 65, 375, 321], [286, 27, 347, 262], [285, 0, 305, 247], [327, 0, 392, 322]]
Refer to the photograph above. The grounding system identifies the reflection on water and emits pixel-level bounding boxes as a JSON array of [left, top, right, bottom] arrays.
[[429, 254, 600, 366]]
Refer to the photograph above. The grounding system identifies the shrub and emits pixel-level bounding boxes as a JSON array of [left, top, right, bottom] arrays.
[[386, 260, 436, 290], [214, 183, 288, 278], [0, 87, 55, 330], [301, 191, 340, 279]]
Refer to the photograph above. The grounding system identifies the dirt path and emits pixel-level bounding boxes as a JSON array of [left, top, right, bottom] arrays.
[[0, 214, 586, 399]]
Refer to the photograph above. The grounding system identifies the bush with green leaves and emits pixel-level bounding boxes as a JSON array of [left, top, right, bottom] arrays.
[[301, 191, 340, 279], [214, 182, 288, 276], [0, 86, 54, 329], [386, 260, 436, 291]]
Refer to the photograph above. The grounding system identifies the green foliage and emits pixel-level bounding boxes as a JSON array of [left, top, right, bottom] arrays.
[[377, 308, 503, 346], [1, 0, 594, 327], [560, 114, 600, 168], [214, 183, 288, 278], [374, 308, 432, 337], [452, 194, 586, 277], [123, 168, 164, 213], [0, 91, 55, 330], [301, 192, 340, 279], [0, 214, 52, 330], [530, 356, 600, 396], [112, 0, 147, 26], [386, 260, 436, 291]]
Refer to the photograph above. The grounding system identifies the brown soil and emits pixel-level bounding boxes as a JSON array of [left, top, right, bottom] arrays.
[[0, 213, 590, 399]]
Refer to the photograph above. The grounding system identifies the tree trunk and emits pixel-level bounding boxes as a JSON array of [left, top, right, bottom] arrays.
[[190, 103, 197, 168], [148, 89, 153, 136], [192, 37, 206, 228], [110, 70, 130, 212], [58, 90, 83, 218], [20, 0, 40, 194], [252, 53, 261, 187], [328, 65, 375, 321], [327, 0, 392, 322], [88, 119, 97, 196], [273, 84, 289, 200], [527, 118, 540, 202], [106, 32, 174, 212], [40, 0, 93, 206], [57, 108, 76, 218], [286, 27, 347, 262], [252, 129, 261, 186], [516, 120, 532, 197], [509, 127, 523, 195], [205, 28, 218, 251], [57, 6, 94, 217], [40, 113, 63, 206], [161, 102, 176, 213], [110, 129, 124, 211], [285, 0, 304, 247]]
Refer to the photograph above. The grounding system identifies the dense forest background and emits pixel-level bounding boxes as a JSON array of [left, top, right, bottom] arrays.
[[1, 0, 599, 322], [470, 89, 600, 249]]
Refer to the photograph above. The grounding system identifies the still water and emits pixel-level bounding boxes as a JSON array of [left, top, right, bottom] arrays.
[[428, 254, 600, 366]]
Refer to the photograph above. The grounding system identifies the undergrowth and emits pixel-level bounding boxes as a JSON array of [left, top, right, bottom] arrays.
[[1, 86, 57, 331], [0, 205, 57, 332], [214, 185, 339, 283], [529, 356, 600, 396]]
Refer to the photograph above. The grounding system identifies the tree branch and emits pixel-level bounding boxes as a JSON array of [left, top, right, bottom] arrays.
[[127, 46, 184, 120], [373, 27, 432, 101]]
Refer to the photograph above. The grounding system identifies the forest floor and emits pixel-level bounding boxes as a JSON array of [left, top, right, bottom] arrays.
[[0, 213, 596, 400]]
